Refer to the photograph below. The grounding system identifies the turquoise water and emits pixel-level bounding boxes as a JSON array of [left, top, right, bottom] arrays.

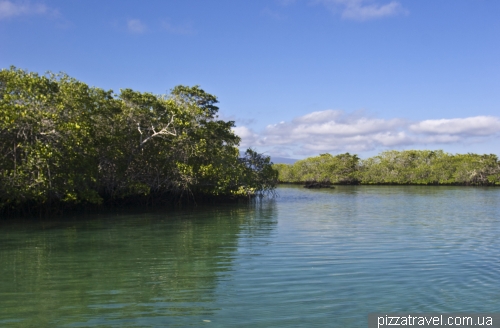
[[1, 185, 500, 327]]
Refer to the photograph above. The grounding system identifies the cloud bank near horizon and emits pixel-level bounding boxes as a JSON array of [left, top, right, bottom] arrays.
[[232, 110, 500, 157]]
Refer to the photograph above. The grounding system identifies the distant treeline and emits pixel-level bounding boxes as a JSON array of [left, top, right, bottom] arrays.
[[0, 67, 277, 217], [273, 150, 500, 186]]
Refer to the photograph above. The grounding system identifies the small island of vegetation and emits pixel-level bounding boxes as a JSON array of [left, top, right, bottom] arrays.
[[274, 151, 500, 186], [0, 67, 278, 217]]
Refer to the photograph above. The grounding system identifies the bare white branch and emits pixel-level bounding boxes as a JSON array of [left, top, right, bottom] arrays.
[[139, 115, 176, 147]]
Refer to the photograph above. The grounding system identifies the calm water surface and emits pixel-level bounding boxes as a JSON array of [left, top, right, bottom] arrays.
[[1, 185, 500, 327]]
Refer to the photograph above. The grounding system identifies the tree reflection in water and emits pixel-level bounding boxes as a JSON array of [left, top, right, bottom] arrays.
[[0, 200, 277, 327]]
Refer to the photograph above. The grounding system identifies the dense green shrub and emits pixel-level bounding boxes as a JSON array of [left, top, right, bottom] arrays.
[[274, 150, 500, 186], [0, 67, 277, 215], [274, 153, 360, 184]]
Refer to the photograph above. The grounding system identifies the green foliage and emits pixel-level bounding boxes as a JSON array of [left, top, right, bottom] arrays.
[[0, 67, 277, 215], [359, 150, 450, 184], [359, 150, 500, 185], [274, 153, 360, 184], [0, 67, 113, 209], [274, 150, 500, 186], [237, 149, 279, 196]]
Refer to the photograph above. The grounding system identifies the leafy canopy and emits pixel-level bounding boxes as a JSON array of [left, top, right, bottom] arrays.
[[0, 67, 277, 215]]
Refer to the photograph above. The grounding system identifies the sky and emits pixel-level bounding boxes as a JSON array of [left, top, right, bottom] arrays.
[[1, 0, 499, 159]]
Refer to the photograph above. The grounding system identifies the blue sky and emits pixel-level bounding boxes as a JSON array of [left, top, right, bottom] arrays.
[[1, 0, 499, 159]]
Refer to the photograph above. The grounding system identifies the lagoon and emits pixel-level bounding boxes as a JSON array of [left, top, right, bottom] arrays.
[[1, 185, 500, 327]]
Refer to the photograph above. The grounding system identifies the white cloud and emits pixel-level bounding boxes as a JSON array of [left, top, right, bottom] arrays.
[[315, 0, 408, 21], [0, 0, 56, 20], [232, 110, 500, 157], [409, 116, 500, 136], [127, 19, 147, 34], [232, 126, 259, 148], [263, 110, 406, 142]]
